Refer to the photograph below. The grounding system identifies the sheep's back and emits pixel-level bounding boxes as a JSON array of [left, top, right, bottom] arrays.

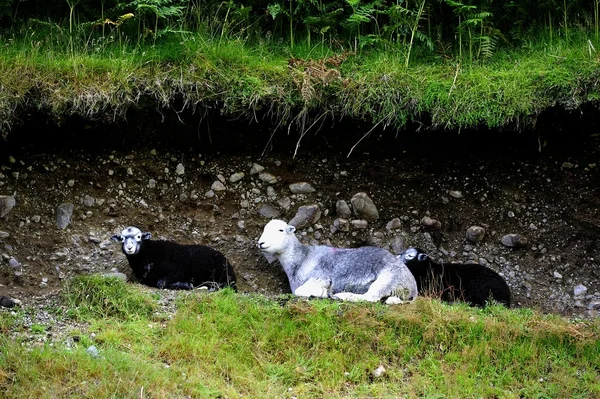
[[308, 245, 403, 294]]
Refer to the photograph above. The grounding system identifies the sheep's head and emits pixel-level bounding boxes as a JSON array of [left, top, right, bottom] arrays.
[[111, 226, 152, 255], [398, 247, 429, 266], [257, 219, 295, 263]]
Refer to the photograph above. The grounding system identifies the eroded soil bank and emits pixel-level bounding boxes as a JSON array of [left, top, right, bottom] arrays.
[[0, 111, 599, 318]]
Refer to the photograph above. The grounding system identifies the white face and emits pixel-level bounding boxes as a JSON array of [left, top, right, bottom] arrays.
[[114, 226, 147, 255], [257, 220, 295, 255], [400, 248, 429, 264]]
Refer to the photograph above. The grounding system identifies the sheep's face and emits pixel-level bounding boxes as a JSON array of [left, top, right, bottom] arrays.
[[398, 247, 429, 266], [258, 220, 295, 259], [111, 226, 152, 255]]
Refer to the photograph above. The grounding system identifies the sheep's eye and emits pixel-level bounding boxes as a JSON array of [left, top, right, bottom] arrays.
[[278, 229, 284, 232], [404, 252, 415, 260], [136, 234, 142, 240]]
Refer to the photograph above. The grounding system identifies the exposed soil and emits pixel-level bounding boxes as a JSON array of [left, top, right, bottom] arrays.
[[0, 112, 599, 318]]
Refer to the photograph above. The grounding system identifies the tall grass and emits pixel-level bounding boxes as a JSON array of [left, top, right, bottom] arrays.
[[0, 276, 598, 398]]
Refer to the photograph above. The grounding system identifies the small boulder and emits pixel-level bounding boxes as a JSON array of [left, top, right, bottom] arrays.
[[350, 192, 379, 221], [466, 226, 486, 243], [289, 205, 321, 229]]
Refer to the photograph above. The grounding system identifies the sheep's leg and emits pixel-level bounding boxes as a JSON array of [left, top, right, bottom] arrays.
[[167, 282, 194, 290], [334, 271, 411, 304], [294, 278, 332, 298]]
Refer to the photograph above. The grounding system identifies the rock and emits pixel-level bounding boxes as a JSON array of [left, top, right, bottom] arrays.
[[333, 218, 350, 232], [500, 234, 528, 248], [587, 301, 600, 310], [289, 182, 315, 194], [258, 172, 278, 184], [230, 172, 245, 183], [448, 190, 464, 199], [56, 203, 74, 229], [148, 179, 156, 188], [386, 236, 403, 255], [573, 284, 587, 297], [421, 216, 441, 230], [466, 226, 486, 243], [86, 345, 100, 358], [336, 200, 352, 219], [289, 205, 321, 229], [553, 271, 563, 279], [211, 181, 226, 191], [372, 365, 386, 378], [175, 163, 185, 175], [257, 204, 281, 219], [31, 215, 41, 223], [351, 220, 368, 229], [350, 192, 379, 221], [83, 195, 95, 207], [8, 257, 20, 268], [277, 197, 291, 210], [0, 231, 9, 239], [386, 218, 402, 231], [250, 163, 265, 175], [0, 195, 16, 218]]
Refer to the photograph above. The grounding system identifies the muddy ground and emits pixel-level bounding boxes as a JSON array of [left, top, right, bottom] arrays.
[[0, 112, 599, 318]]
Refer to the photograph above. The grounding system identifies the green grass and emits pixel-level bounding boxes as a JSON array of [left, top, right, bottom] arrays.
[[0, 275, 598, 398], [1, 29, 600, 138]]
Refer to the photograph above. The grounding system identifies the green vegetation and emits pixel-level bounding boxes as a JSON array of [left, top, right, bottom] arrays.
[[0, 1, 599, 137], [0, 275, 599, 398]]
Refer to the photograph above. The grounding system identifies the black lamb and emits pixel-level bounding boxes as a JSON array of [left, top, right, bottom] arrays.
[[398, 247, 510, 307], [111, 226, 237, 291]]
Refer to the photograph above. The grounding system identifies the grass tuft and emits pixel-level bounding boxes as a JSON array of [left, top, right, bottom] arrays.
[[61, 274, 156, 321]]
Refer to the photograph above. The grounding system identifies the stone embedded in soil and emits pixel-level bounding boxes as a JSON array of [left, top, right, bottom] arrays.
[[350, 192, 379, 221], [175, 163, 185, 175], [229, 172, 244, 183], [289, 204, 321, 229], [257, 203, 280, 219], [351, 219, 368, 229], [574, 284, 588, 297], [0, 194, 16, 218], [250, 163, 265, 175], [258, 172, 277, 184], [466, 225, 486, 243], [333, 218, 350, 232], [336, 200, 352, 219], [448, 190, 464, 199], [211, 181, 226, 191], [421, 216, 442, 230], [501, 233, 528, 248], [56, 203, 74, 229], [289, 182, 316, 194], [386, 218, 402, 231]]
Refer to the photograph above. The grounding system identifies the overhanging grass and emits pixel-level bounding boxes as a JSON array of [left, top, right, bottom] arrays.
[[1, 276, 598, 398], [1, 32, 600, 137]]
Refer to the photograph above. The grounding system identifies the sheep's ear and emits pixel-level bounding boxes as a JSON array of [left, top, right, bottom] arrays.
[[286, 225, 296, 234], [417, 253, 428, 261], [142, 232, 152, 240], [111, 234, 123, 242]]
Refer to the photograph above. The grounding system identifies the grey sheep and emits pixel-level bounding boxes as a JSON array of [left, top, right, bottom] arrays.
[[258, 219, 417, 304]]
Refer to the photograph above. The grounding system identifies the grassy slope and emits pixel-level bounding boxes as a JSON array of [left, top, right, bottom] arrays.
[[1, 34, 599, 137], [0, 276, 599, 398]]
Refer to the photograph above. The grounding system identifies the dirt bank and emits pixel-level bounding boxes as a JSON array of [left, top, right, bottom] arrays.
[[1, 117, 599, 318]]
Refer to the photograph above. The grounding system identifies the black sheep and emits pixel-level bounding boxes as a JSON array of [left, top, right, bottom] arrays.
[[398, 247, 510, 307], [111, 226, 237, 291]]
